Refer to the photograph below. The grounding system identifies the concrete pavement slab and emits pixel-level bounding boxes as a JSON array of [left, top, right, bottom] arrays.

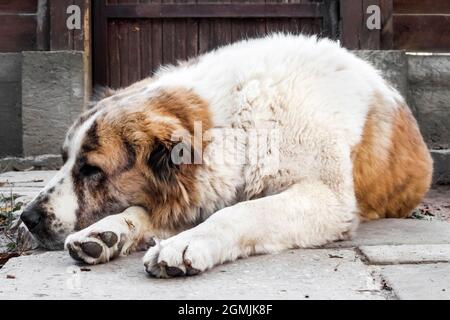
[[327, 219, 450, 248], [0, 171, 55, 199], [0, 249, 387, 300], [380, 263, 450, 300], [360, 244, 450, 264]]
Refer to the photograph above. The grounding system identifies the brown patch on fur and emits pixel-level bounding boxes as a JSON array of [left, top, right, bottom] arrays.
[[352, 97, 433, 220], [73, 87, 212, 232]]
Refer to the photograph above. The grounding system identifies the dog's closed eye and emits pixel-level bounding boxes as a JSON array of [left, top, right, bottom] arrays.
[[80, 164, 103, 177]]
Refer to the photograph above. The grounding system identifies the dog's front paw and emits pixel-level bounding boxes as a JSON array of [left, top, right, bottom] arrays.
[[143, 234, 217, 278], [65, 227, 125, 265]]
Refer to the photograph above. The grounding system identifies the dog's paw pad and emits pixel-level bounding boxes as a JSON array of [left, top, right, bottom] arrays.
[[80, 241, 103, 258], [99, 231, 118, 248], [65, 229, 124, 264]]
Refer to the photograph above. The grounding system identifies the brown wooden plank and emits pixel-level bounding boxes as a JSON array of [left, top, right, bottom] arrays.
[[322, 0, 339, 39], [116, 0, 137, 85], [119, 1, 140, 85], [136, 0, 157, 78], [0, 0, 37, 13], [213, 0, 232, 50], [159, 0, 199, 66], [81, 0, 92, 100], [231, 0, 246, 43], [266, 0, 286, 37], [108, 20, 121, 88], [139, 19, 151, 79], [198, 17, 210, 54], [170, 0, 188, 63], [36, 0, 50, 50], [212, 17, 233, 49], [266, 0, 320, 37], [183, 0, 198, 60], [299, 17, 322, 36], [93, 0, 109, 86], [128, 20, 141, 84], [231, 0, 266, 42], [93, 0, 328, 87], [361, 0, 381, 49], [394, 14, 450, 52], [162, 0, 175, 65], [50, 0, 73, 50], [104, 3, 324, 18], [199, 0, 233, 54], [394, 0, 450, 15], [73, 0, 90, 51], [148, 0, 163, 73], [118, 20, 130, 87], [380, 0, 393, 49], [198, 0, 212, 54], [340, 0, 363, 49], [0, 15, 36, 52], [340, 0, 385, 49], [245, 1, 267, 40], [340, 0, 383, 49], [151, 18, 163, 72]]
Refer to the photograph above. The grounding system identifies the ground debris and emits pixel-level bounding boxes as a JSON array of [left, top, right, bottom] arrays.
[[0, 252, 20, 267]]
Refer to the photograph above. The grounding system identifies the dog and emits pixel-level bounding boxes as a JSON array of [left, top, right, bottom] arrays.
[[20, 34, 432, 278]]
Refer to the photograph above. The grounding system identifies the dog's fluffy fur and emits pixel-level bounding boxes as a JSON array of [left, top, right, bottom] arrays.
[[22, 34, 432, 277]]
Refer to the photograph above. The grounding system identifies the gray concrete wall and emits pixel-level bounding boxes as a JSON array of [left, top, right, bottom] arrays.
[[354, 50, 408, 98], [357, 52, 450, 185], [408, 55, 450, 149], [0, 54, 23, 157], [22, 51, 85, 156], [431, 150, 450, 185]]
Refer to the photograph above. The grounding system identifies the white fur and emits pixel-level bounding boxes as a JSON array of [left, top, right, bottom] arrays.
[[142, 34, 401, 276], [64, 34, 403, 276]]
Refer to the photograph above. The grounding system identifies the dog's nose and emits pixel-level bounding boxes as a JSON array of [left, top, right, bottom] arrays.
[[21, 207, 42, 231]]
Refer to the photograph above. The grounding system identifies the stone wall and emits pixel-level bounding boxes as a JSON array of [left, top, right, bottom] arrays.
[[22, 51, 85, 156], [407, 54, 450, 185], [354, 50, 408, 98], [0, 54, 22, 157], [408, 55, 450, 149], [354, 51, 450, 185]]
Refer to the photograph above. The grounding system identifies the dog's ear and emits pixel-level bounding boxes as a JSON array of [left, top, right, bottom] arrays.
[[148, 139, 178, 183], [148, 138, 195, 183]]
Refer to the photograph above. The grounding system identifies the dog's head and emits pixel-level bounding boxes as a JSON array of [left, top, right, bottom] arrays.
[[21, 86, 211, 249]]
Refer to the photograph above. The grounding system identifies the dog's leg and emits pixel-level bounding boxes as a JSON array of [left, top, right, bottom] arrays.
[[65, 206, 162, 264], [144, 179, 358, 278]]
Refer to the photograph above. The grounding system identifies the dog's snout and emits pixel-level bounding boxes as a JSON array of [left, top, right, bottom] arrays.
[[21, 207, 43, 231]]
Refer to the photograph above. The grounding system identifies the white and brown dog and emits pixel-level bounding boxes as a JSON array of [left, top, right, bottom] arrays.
[[21, 34, 432, 278]]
